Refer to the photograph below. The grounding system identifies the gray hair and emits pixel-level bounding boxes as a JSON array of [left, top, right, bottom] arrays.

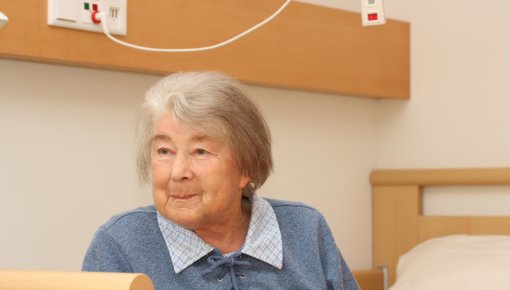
[[136, 71, 273, 196]]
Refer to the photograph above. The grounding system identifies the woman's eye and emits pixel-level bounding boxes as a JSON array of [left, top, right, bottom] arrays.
[[195, 148, 208, 155], [157, 148, 170, 155]]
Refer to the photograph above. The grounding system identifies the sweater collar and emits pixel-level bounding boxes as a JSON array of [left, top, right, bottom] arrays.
[[157, 194, 283, 273]]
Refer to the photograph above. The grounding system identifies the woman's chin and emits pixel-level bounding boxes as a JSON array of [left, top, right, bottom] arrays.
[[164, 209, 204, 230]]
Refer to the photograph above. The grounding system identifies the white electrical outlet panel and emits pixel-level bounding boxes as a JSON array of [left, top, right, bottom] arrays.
[[48, 0, 127, 35], [361, 0, 385, 26]]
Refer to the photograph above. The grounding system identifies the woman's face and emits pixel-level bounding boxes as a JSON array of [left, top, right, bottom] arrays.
[[151, 112, 249, 230]]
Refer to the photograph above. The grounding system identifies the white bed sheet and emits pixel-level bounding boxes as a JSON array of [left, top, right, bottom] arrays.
[[389, 235, 510, 290]]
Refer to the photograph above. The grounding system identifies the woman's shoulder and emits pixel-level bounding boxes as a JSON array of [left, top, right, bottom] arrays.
[[262, 197, 335, 250], [83, 206, 167, 272], [265, 197, 318, 211], [264, 197, 324, 221], [99, 205, 159, 236]]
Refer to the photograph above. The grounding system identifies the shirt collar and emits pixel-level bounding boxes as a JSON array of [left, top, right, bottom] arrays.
[[157, 194, 283, 273]]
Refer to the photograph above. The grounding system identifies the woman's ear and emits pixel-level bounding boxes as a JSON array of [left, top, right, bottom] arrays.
[[238, 175, 250, 189]]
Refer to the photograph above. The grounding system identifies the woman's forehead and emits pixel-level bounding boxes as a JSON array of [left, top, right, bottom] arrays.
[[152, 132, 218, 145], [157, 111, 227, 138]]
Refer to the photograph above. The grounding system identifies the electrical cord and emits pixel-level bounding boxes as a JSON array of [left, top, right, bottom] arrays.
[[95, 0, 292, 52]]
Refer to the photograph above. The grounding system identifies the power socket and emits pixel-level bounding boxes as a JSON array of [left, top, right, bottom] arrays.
[[361, 0, 386, 26], [0, 11, 8, 29], [48, 0, 127, 35]]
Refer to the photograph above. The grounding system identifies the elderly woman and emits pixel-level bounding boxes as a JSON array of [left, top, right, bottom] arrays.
[[82, 71, 359, 290]]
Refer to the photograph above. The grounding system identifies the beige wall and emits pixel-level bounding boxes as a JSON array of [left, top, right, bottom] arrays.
[[301, 0, 510, 170], [0, 61, 158, 270], [376, 0, 510, 168], [0, 58, 376, 271]]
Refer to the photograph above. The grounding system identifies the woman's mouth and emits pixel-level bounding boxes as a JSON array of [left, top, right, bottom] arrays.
[[171, 194, 196, 200]]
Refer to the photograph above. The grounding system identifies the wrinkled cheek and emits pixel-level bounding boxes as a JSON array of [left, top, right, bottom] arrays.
[[152, 186, 167, 198], [152, 188, 167, 209], [152, 166, 171, 190], [151, 173, 171, 211]]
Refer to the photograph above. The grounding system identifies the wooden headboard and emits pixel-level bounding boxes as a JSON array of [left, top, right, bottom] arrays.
[[371, 168, 510, 286]]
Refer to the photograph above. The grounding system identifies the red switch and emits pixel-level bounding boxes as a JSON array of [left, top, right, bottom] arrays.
[[368, 13, 379, 21], [92, 3, 98, 11]]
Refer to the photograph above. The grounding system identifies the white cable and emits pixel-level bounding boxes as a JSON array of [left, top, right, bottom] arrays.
[[98, 0, 292, 52]]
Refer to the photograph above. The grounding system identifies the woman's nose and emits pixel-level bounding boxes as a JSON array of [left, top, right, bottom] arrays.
[[170, 153, 193, 182]]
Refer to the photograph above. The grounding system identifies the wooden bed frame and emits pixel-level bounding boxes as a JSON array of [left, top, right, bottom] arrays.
[[366, 167, 510, 288], [352, 269, 385, 290]]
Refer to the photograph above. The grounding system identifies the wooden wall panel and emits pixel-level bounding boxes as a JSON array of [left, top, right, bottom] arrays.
[[0, 0, 410, 99]]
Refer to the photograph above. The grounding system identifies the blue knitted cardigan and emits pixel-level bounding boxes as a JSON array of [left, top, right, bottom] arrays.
[[82, 198, 360, 290]]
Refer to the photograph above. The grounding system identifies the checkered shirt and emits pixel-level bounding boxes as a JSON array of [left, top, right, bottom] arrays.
[[157, 194, 283, 273]]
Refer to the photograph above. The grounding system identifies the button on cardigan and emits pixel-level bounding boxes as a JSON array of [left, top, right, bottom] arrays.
[[82, 197, 360, 290]]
